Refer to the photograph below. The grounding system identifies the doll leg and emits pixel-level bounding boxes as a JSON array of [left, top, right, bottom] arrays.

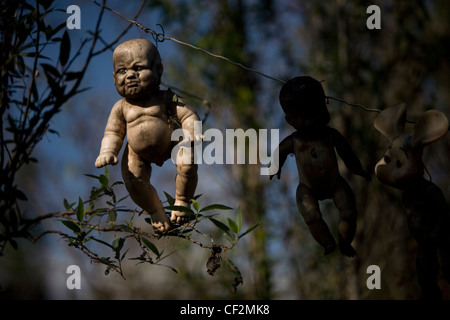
[[121, 144, 171, 233], [333, 177, 357, 257], [171, 162, 198, 224], [297, 183, 336, 255]]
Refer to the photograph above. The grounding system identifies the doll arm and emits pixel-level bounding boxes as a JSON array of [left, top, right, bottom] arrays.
[[176, 98, 201, 140], [269, 134, 294, 179], [331, 128, 371, 180], [95, 101, 126, 168]]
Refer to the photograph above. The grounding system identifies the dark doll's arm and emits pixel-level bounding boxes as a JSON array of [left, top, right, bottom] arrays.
[[269, 134, 294, 180], [331, 128, 371, 180]]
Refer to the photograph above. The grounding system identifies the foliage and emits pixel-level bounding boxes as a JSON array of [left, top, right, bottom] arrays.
[[58, 166, 259, 290], [0, 0, 95, 254]]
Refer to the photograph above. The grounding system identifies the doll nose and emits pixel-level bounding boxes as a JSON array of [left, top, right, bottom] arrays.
[[126, 69, 137, 79]]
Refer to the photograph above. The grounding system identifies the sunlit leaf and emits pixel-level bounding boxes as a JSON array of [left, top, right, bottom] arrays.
[[227, 218, 239, 234]]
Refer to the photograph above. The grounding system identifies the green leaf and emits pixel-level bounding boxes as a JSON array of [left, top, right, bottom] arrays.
[[163, 205, 194, 216], [163, 191, 175, 206], [238, 222, 260, 239], [191, 199, 200, 212], [99, 174, 108, 187], [200, 204, 233, 213], [63, 198, 74, 210], [236, 207, 242, 234], [209, 218, 233, 237], [83, 173, 100, 180], [141, 237, 160, 258], [76, 197, 84, 222], [227, 218, 239, 234], [61, 220, 81, 234], [59, 30, 70, 66], [108, 209, 117, 223], [112, 237, 125, 259]]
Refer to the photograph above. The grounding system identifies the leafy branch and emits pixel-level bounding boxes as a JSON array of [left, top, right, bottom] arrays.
[[0, 0, 143, 256], [52, 166, 259, 291]]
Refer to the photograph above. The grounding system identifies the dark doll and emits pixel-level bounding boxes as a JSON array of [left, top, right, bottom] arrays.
[[374, 104, 450, 299], [270, 76, 371, 257]]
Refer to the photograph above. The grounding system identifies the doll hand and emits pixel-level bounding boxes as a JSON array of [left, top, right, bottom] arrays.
[[95, 152, 118, 168]]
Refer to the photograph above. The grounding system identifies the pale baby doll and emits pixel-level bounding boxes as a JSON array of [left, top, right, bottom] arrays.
[[95, 39, 200, 233], [270, 76, 371, 256]]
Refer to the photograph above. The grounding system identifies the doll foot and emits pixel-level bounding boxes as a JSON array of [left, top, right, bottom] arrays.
[[170, 201, 192, 224], [339, 242, 356, 257], [149, 211, 172, 233]]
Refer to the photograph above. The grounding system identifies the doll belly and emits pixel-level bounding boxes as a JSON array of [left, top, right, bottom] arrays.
[[127, 121, 174, 163], [299, 166, 340, 199]]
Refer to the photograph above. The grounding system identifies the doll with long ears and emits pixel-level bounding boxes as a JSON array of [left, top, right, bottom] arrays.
[[374, 104, 450, 299], [95, 39, 200, 233], [270, 76, 371, 257]]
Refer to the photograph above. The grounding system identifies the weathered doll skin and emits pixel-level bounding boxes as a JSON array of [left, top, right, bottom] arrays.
[[374, 104, 450, 299], [95, 39, 200, 233], [270, 76, 371, 257]]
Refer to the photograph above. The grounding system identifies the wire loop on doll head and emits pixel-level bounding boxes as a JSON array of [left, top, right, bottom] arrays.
[[279, 76, 330, 125]]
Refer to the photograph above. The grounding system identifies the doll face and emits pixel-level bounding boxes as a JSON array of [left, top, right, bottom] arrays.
[[113, 41, 162, 99]]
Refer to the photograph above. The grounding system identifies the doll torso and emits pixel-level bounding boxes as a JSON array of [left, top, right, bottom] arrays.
[[292, 128, 340, 199]]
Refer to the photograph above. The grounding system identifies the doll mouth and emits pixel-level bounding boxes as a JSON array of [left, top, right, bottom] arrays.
[[126, 82, 139, 88]]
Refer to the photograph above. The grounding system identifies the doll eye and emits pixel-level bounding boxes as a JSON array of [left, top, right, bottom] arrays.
[[135, 66, 145, 71], [396, 160, 402, 168], [117, 68, 126, 74], [383, 155, 391, 163]]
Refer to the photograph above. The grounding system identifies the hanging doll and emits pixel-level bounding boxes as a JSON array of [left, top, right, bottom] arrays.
[[95, 39, 200, 233], [374, 103, 450, 299], [270, 76, 371, 257]]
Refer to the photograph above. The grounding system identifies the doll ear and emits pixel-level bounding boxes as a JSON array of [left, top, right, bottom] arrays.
[[412, 110, 448, 147], [374, 103, 407, 143]]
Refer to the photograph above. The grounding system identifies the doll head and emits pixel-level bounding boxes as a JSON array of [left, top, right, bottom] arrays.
[[112, 39, 163, 99], [374, 104, 448, 189], [279, 76, 330, 129]]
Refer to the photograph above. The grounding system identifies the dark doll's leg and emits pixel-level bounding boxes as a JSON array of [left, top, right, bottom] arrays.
[[333, 177, 357, 257], [121, 144, 171, 233], [297, 183, 336, 255]]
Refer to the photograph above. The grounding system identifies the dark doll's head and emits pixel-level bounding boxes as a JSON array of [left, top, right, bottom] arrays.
[[279, 76, 330, 129], [112, 39, 163, 100], [374, 103, 448, 189]]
